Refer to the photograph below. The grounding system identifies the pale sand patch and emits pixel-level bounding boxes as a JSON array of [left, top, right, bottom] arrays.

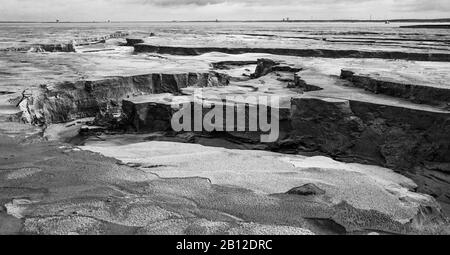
[[5, 198, 34, 219], [81, 140, 436, 223], [6, 167, 42, 180]]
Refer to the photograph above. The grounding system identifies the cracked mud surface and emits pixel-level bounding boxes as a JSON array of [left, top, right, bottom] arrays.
[[1, 22, 450, 235], [0, 133, 448, 235]]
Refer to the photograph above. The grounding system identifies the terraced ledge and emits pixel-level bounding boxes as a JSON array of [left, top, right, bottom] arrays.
[[340, 69, 450, 109], [120, 91, 450, 186], [114, 65, 450, 210], [134, 44, 450, 62], [121, 93, 291, 134], [289, 96, 450, 168], [19, 72, 230, 125]]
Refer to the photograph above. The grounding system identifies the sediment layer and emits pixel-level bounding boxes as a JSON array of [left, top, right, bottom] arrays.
[[122, 93, 291, 135], [134, 44, 450, 62], [340, 69, 450, 109], [400, 25, 450, 29], [20, 72, 229, 124], [288, 96, 450, 172]]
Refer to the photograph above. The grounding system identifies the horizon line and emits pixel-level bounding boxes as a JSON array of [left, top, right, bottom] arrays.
[[1, 18, 450, 24]]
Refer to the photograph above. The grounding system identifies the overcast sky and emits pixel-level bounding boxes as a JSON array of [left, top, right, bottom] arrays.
[[0, 0, 449, 21]]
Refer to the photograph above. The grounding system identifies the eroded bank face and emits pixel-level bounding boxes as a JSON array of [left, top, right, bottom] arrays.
[[171, 89, 280, 143]]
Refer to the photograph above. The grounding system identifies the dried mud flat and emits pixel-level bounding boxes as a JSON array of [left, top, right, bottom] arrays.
[[1, 23, 450, 235], [0, 132, 448, 235]]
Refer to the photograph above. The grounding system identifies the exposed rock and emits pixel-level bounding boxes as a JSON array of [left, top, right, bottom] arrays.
[[75, 40, 106, 47], [287, 184, 326, 196], [34, 43, 76, 52], [251, 58, 279, 78], [289, 96, 450, 168], [122, 94, 178, 132], [272, 65, 302, 73], [248, 59, 302, 89], [340, 69, 355, 79], [292, 74, 323, 91], [19, 72, 230, 125], [212, 60, 257, 70], [109, 31, 129, 38], [121, 93, 290, 135], [249, 58, 301, 79], [126, 38, 145, 46], [79, 125, 107, 136]]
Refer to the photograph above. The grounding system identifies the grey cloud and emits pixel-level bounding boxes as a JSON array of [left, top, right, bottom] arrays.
[[132, 0, 450, 13], [129, 0, 374, 7], [393, 0, 450, 12]]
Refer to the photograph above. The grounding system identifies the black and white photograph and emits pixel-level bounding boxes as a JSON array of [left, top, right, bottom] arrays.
[[0, 0, 449, 242]]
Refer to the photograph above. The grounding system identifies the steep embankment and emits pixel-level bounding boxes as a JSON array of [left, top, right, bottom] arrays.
[[114, 60, 450, 212], [287, 96, 450, 196], [340, 69, 450, 109], [19, 72, 229, 125], [285, 70, 450, 209]]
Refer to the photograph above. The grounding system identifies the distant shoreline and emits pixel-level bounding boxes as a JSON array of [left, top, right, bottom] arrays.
[[0, 18, 450, 24]]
